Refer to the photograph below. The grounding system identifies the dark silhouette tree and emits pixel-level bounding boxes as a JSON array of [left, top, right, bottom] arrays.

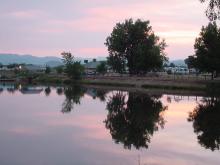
[[56, 87, 64, 95], [55, 66, 63, 74], [187, 22, 220, 79], [45, 66, 51, 74], [45, 87, 51, 96], [105, 92, 167, 149], [188, 96, 220, 151], [184, 55, 197, 69], [95, 89, 108, 102], [200, 0, 220, 20], [169, 63, 175, 68], [105, 18, 167, 75]]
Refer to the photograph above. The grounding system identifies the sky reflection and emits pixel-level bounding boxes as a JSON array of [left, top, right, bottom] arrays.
[[0, 85, 219, 165]]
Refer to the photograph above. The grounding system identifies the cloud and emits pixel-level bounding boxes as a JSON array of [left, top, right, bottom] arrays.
[[9, 10, 46, 20], [0, 0, 210, 59]]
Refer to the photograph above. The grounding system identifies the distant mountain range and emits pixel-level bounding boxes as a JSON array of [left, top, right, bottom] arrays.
[[0, 54, 107, 67], [0, 53, 186, 67], [0, 54, 62, 66]]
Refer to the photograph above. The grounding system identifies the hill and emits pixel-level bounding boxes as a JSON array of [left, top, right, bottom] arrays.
[[0, 54, 62, 66]]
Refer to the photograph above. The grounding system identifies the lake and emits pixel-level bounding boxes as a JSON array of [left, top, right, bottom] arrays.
[[0, 84, 219, 165]]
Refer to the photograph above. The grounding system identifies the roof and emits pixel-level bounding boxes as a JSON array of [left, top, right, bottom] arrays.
[[84, 61, 102, 69]]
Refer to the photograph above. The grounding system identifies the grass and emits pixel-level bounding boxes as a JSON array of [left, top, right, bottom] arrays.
[[34, 74, 218, 92]]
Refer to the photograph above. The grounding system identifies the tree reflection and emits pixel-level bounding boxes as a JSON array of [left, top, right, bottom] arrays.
[[45, 87, 51, 96], [86, 88, 109, 102], [61, 85, 86, 113], [105, 92, 167, 150], [0, 88, 3, 94], [56, 87, 64, 95], [188, 97, 220, 151]]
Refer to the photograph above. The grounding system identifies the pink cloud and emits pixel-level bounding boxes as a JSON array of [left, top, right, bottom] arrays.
[[8, 127, 40, 136], [9, 10, 46, 20]]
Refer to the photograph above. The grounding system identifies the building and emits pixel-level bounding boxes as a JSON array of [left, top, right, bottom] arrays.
[[83, 59, 103, 75], [23, 64, 46, 73]]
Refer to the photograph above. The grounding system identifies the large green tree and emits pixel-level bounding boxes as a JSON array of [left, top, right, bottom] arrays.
[[188, 22, 220, 78], [105, 19, 167, 74], [200, 0, 220, 20]]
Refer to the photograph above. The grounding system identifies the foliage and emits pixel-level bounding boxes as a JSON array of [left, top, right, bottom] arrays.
[[188, 22, 220, 78], [200, 0, 220, 20], [184, 56, 197, 69], [169, 63, 175, 68], [7, 63, 19, 69], [105, 18, 167, 74], [61, 52, 74, 65], [96, 61, 107, 75], [56, 87, 64, 95], [45, 66, 51, 74], [55, 66, 63, 74], [45, 87, 51, 96], [61, 52, 85, 80], [105, 92, 167, 149], [188, 97, 220, 151], [66, 62, 85, 80], [61, 85, 86, 113]]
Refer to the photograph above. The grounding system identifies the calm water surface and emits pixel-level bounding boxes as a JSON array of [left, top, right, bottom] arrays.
[[0, 84, 219, 165]]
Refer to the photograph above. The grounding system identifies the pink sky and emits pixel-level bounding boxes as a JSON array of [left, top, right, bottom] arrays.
[[0, 0, 209, 60]]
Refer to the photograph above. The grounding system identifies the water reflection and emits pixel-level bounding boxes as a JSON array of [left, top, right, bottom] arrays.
[[188, 97, 220, 151], [61, 85, 86, 113], [20, 87, 43, 94], [1, 84, 220, 164], [105, 92, 167, 150], [86, 88, 109, 102], [56, 87, 64, 95], [44, 87, 51, 96]]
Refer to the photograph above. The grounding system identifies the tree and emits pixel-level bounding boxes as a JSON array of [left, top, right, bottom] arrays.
[[200, 0, 220, 20], [105, 18, 167, 74], [45, 66, 51, 74], [189, 22, 220, 79], [61, 52, 85, 80], [55, 66, 63, 74], [61, 52, 74, 65], [96, 61, 107, 75], [184, 56, 197, 69], [169, 63, 175, 68]]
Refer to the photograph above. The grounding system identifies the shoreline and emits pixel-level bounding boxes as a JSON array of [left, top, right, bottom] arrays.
[[1, 76, 219, 96]]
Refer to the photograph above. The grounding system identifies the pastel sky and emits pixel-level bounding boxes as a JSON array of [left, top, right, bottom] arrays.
[[0, 0, 209, 60]]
